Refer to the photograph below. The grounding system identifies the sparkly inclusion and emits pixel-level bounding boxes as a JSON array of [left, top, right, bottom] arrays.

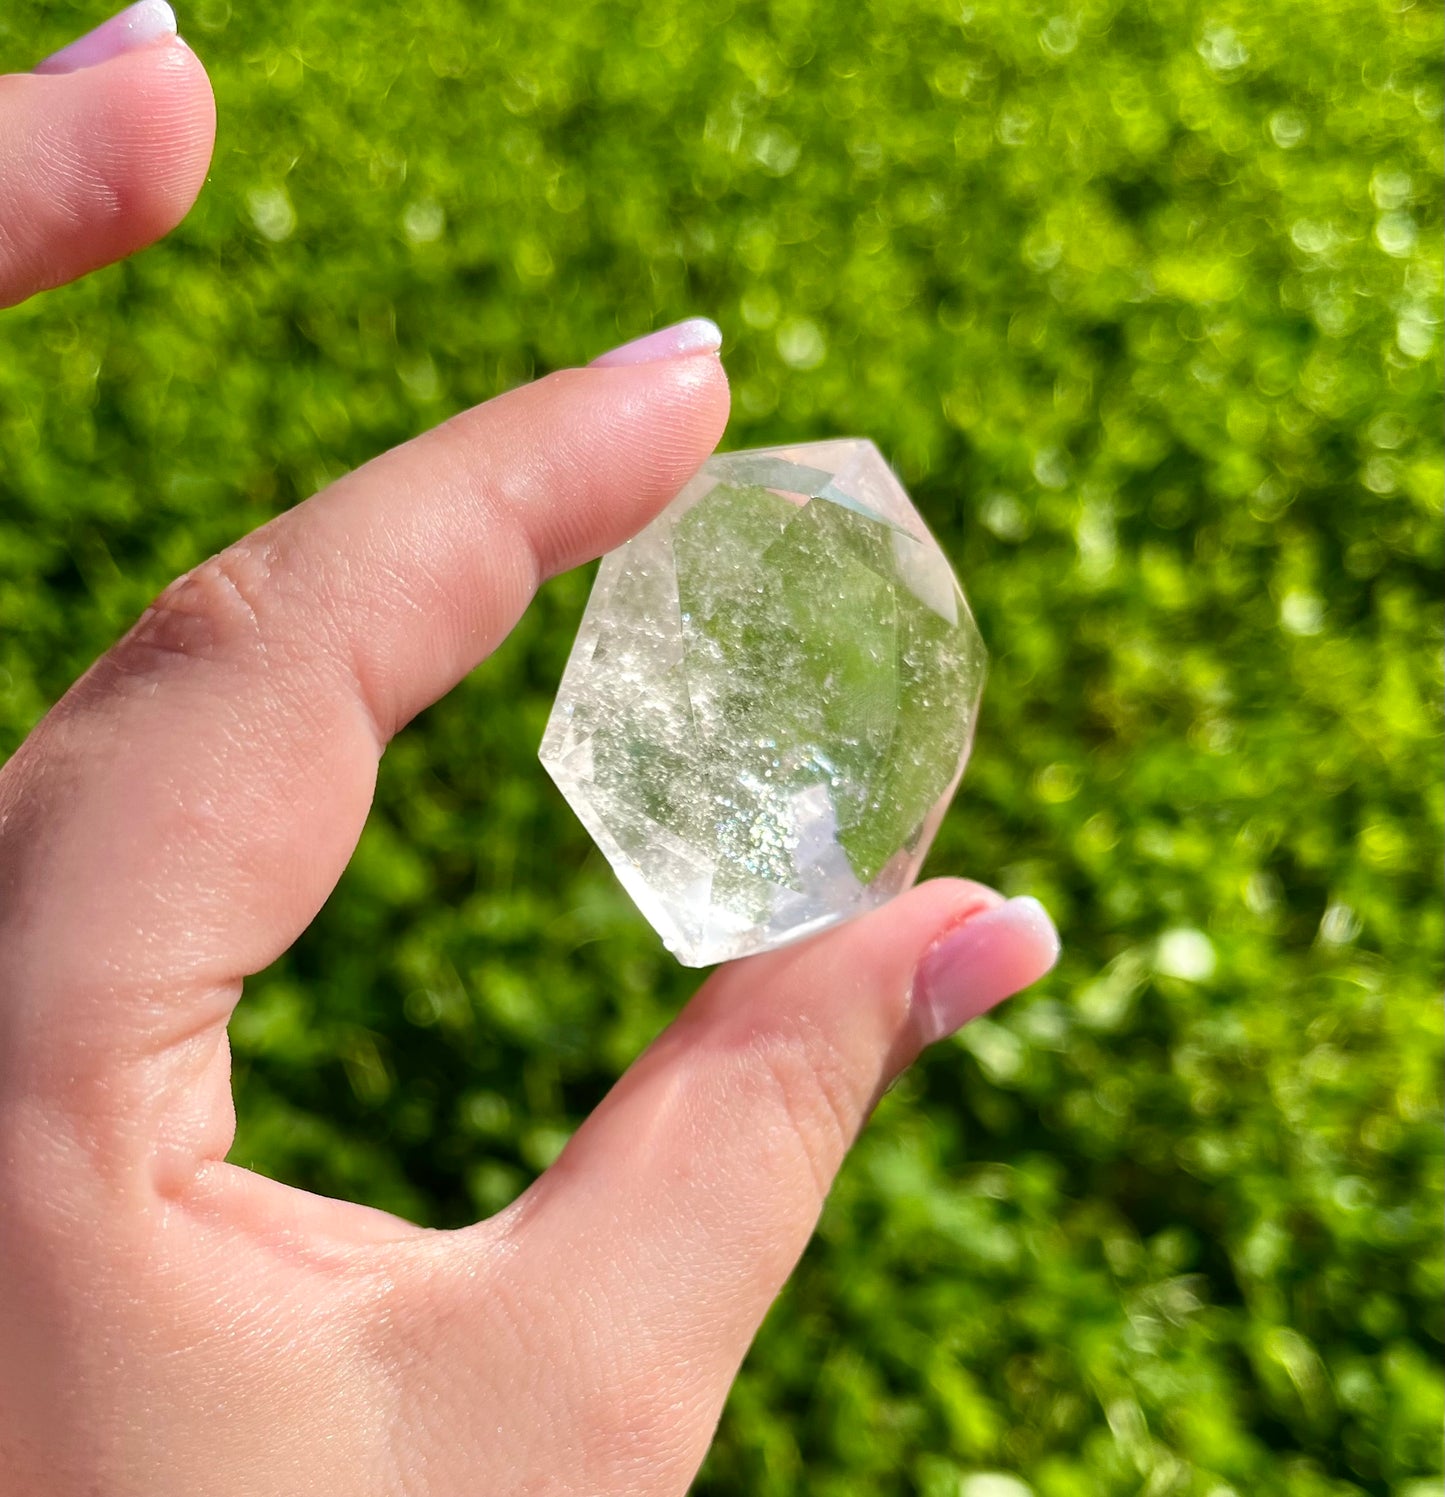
[[539, 440, 987, 966]]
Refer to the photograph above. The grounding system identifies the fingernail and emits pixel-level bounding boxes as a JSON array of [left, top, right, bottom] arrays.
[[912, 896, 1061, 1045], [33, 0, 178, 75], [589, 317, 723, 368]]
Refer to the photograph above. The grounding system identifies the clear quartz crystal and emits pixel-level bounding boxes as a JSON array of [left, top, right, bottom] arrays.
[[539, 440, 987, 966]]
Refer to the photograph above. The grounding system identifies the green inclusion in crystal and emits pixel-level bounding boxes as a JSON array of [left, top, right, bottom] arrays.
[[666, 480, 980, 887]]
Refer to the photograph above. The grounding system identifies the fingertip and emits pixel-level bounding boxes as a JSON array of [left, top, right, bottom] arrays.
[[104, 39, 217, 240], [911, 893, 1062, 1044], [710, 875, 1056, 1062], [0, 36, 216, 306], [581, 315, 730, 400], [752, 876, 1008, 990], [646, 348, 732, 480], [584, 339, 732, 447], [494, 347, 731, 578], [998, 894, 1063, 971], [681, 877, 1008, 1079]]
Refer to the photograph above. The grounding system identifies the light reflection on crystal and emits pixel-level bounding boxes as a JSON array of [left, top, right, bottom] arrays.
[[540, 439, 987, 966]]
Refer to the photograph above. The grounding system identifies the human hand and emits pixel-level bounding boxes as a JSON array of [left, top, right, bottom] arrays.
[[0, 10, 1060, 1493]]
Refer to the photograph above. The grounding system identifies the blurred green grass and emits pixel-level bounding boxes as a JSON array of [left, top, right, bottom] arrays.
[[1, 0, 1441, 1491]]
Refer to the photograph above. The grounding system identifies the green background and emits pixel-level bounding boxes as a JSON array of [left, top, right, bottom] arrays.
[[1, 0, 1441, 1491]]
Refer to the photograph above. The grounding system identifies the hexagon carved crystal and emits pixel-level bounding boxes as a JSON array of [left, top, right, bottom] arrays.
[[539, 440, 987, 966]]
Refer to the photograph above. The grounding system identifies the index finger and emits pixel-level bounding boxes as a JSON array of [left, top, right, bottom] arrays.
[[0, 333, 729, 1183]]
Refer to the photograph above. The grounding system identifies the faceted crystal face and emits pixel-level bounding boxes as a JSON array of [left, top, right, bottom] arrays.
[[539, 440, 987, 967]]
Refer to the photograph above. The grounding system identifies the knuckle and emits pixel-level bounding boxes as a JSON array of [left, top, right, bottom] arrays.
[[121, 536, 281, 669]]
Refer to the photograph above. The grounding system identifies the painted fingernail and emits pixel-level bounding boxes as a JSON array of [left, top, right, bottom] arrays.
[[33, 0, 178, 75], [590, 317, 723, 368], [912, 896, 1061, 1045]]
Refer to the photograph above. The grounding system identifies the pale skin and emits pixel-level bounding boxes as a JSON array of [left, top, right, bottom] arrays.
[[0, 21, 1061, 1496]]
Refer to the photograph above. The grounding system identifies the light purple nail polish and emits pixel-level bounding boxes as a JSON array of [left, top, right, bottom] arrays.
[[911, 896, 1061, 1045], [33, 0, 178, 75], [590, 318, 723, 368]]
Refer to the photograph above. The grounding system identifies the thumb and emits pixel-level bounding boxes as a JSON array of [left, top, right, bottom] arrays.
[[492, 879, 1060, 1489], [0, 2, 215, 308]]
